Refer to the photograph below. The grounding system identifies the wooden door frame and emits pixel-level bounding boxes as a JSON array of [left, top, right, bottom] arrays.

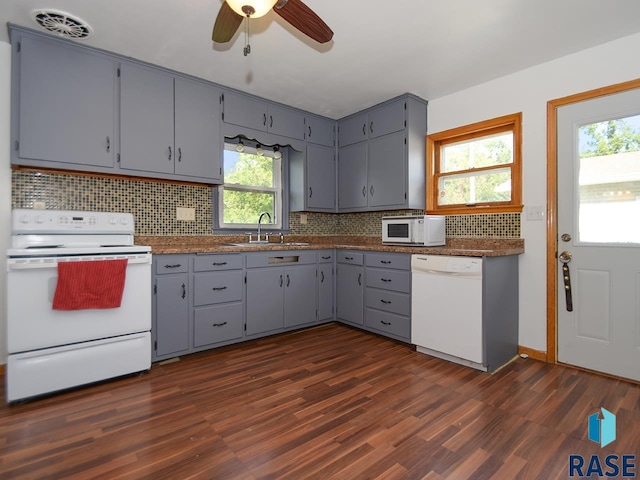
[[546, 78, 640, 363]]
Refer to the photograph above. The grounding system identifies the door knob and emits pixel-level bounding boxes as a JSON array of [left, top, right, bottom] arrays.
[[559, 251, 572, 263]]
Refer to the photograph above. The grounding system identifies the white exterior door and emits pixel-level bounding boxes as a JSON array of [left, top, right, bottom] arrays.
[[556, 88, 640, 381]]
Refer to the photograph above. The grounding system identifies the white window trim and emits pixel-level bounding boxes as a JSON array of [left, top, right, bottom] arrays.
[[217, 143, 283, 230]]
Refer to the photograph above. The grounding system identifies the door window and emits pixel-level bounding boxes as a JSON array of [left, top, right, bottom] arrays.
[[577, 114, 640, 243]]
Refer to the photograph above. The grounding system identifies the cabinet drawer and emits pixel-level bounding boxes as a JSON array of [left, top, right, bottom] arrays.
[[337, 251, 363, 265], [366, 268, 410, 293], [193, 303, 243, 347], [155, 255, 189, 274], [194, 254, 243, 272], [318, 250, 335, 263], [246, 251, 317, 268], [194, 271, 243, 306], [365, 308, 410, 340], [365, 289, 410, 316], [365, 252, 410, 270]]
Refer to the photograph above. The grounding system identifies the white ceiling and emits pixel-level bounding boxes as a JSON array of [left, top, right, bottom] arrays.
[[2, 0, 640, 119]]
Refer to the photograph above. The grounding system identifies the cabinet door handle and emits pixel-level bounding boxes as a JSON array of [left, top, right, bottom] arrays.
[[321, 256, 331, 260], [263, 113, 267, 126], [381, 278, 392, 283], [380, 320, 391, 326], [357, 273, 362, 286], [212, 322, 228, 327], [320, 271, 325, 283], [362, 186, 366, 197], [280, 274, 283, 287], [212, 286, 228, 291], [177, 147, 182, 162], [370, 121, 374, 134], [286, 274, 290, 287], [106, 136, 110, 153], [380, 299, 392, 304], [345, 256, 354, 260], [212, 262, 227, 266], [181, 283, 186, 299], [164, 264, 182, 269], [308, 125, 312, 137], [362, 124, 366, 136], [309, 187, 313, 198], [380, 260, 391, 264], [269, 115, 273, 128], [168, 146, 172, 161], [370, 185, 374, 196]]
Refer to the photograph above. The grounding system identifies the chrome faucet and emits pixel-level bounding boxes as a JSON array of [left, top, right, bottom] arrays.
[[256, 211, 272, 242]]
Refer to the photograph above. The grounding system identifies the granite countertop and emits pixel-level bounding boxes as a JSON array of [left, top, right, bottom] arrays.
[[137, 235, 524, 257]]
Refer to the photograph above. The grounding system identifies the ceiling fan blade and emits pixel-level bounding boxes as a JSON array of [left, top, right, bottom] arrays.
[[274, 0, 333, 44], [212, 1, 243, 43]]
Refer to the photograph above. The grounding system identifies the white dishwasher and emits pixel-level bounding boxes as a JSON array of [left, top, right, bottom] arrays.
[[411, 254, 485, 370]]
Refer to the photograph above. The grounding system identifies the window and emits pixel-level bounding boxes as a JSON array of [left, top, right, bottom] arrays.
[[217, 141, 284, 230], [426, 113, 523, 214]]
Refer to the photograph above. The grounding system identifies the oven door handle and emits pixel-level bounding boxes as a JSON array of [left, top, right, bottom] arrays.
[[7, 254, 151, 270]]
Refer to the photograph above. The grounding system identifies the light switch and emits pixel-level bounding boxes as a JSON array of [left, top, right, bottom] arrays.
[[525, 205, 545, 221]]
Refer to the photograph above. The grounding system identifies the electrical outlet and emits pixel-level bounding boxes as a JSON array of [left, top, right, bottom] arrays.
[[300, 213, 308, 224], [33, 201, 46, 209], [176, 207, 196, 221]]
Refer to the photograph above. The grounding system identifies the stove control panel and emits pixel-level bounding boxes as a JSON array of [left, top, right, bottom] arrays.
[[12, 209, 134, 234]]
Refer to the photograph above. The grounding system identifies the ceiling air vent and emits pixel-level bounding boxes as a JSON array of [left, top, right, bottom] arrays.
[[31, 9, 93, 39]]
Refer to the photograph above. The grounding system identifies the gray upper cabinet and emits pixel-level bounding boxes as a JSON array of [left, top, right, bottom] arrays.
[[307, 144, 336, 211], [174, 78, 222, 179], [337, 112, 368, 147], [120, 62, 222, 182], [368, 130, 407, 208], [337, 94, 427, 212], [305, 114, 336, 147], [120, 62, 174, 175], [12, 32, 116, 170], [290, 143, 336, 212], [337, 142, 368, 209], [222, 91, 305, 140]]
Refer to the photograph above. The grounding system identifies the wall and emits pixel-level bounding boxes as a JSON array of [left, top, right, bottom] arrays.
[[0, 41, 11, 366], [12, 169, 521, 238], [428, 32, 640, 352]]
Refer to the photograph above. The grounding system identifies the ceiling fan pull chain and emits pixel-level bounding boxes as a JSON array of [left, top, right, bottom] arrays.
[[243, 18, 251, 56]]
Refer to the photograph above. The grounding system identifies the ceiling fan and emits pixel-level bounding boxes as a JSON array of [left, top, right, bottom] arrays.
[[212, 0, 333, 55]]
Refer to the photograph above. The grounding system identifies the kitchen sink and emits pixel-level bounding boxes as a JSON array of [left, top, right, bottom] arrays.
[[223, 242, 309, 247]]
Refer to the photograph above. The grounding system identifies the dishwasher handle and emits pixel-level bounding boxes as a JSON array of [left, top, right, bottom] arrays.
[[412, 268, 482, 279]]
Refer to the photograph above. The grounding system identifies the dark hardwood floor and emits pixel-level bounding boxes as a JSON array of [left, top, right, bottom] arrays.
[[1, 323, 639, 479]]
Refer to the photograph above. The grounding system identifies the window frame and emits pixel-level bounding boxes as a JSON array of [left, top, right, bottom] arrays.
[[426, 112, 523, 215], [214, 141, 289, 232]]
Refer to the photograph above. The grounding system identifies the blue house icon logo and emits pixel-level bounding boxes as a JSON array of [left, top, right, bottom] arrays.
[[588, 408, 616, 448]]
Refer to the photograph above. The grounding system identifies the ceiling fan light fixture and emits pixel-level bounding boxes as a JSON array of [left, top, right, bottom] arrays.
[[226, 0, 277, 18]]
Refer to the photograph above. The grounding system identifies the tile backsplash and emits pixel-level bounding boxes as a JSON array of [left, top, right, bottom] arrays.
[[11, 170, 521, 238]]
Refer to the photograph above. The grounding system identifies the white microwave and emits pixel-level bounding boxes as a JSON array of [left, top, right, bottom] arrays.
[[382, 215, 446, 246]]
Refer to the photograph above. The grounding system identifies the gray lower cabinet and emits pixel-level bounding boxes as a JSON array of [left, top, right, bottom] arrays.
[[192, 254, 244, 349], [11, 31, 117, 170], [245, 251, 318, 336], [336, 251, 364, 326], [153, 255, 190, 359], [364, 252, 411, 342], [318, 250, 335, 322]]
